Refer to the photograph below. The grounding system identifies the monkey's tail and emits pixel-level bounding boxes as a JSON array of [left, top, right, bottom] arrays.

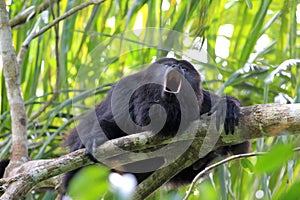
[[0, 159, 10, 178]]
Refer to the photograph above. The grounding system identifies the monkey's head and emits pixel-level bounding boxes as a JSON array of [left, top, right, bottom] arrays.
[[148, 58, 202, 98], [110, 57, 202, 133]]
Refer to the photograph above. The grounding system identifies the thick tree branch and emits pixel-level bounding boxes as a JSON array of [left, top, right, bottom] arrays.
[[0, 150, 91, 200], [0, 103, 300, 200], [0, 0, 28, 175]]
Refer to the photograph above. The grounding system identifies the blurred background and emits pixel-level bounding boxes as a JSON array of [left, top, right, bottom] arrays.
[[1, 0, 300, 199]]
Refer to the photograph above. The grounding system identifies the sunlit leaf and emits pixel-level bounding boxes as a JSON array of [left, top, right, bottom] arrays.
[[68, 165, 110, 200], [254, 144, 294, 173], [277, 181, 300, 200], [241, 158, 254, 172], [245, 0, 252, 9]]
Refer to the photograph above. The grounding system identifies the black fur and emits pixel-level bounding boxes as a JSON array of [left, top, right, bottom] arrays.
[[0, 159, 9, 178], [61, 57, 250, 192]]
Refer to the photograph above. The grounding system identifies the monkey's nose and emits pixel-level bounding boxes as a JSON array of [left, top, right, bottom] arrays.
[[171, 64, 185, 76]]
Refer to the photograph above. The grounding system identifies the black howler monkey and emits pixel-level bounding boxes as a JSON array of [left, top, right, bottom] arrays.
[[0, 58, 250, 196], [62, 57, 250, 192]]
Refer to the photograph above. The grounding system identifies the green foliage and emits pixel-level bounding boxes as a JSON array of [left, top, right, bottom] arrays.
[[276, 180, 300, 200], [194, 181, 219, 200], [255, 143, 294, 173], [68, 165, 110, 200], [240, 158, 254, 172], [1, 0, 300, 199]]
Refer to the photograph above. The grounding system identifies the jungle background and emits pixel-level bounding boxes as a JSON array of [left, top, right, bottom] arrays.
[[1, 0, 300, 199]]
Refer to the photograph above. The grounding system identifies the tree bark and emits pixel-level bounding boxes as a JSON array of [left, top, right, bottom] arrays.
[[0, 0, 28, 176]]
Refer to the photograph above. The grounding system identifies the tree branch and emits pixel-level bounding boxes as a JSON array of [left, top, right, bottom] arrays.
[[0, 0, 28, 175], [9, 0, 59, 28], [0, 103, 300, 199], [183, 147, 300, 200], [183, 152, 265, 200], [17, 0, 106, 68], [0, 150, 91, 200]]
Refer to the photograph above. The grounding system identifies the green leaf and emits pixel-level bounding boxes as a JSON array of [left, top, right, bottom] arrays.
[[245, 0, 253, 9], [277, 181, 300, 200], [193, 181, 219, 200], [68, 165, 110, 200], [254, 144, 294, 173], [240, 158, 254, 172]]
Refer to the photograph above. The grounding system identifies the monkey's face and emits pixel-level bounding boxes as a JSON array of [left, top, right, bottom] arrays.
[[154, 58, 201, 96]]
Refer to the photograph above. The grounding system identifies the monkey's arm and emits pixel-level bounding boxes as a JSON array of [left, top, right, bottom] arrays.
[[191, 89, 249, 171], [200, 89, 241, 135]]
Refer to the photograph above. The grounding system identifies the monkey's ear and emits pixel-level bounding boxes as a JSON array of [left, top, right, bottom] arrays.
[[163, 68, 182, 94]]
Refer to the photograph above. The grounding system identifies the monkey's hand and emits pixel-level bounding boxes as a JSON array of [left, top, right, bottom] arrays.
[[208, 96, 241, 135]]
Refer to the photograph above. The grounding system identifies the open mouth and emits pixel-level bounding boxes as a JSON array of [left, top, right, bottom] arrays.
[[163, 69, 182, 94]]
